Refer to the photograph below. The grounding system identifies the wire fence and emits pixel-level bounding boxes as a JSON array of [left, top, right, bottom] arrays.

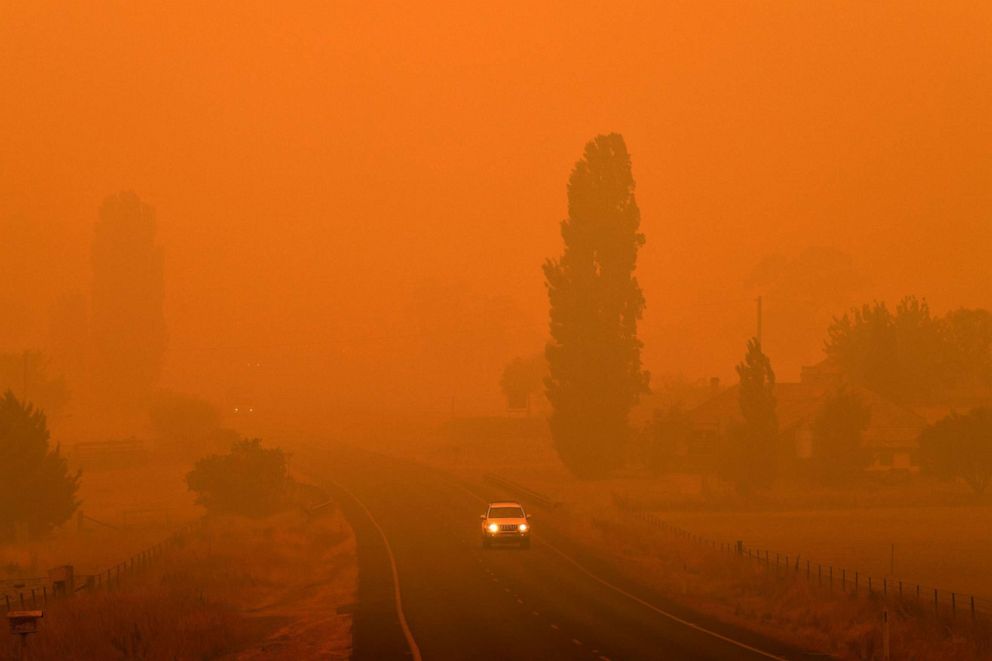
[[1, 520, 201, 613], [486, 472, 992, 631], [621, 508, 992, 624]]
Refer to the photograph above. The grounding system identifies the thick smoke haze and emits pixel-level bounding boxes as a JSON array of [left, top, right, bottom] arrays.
[[1, 2, 989, 428]]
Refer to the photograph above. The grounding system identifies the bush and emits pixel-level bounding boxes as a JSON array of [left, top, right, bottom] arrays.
[[0, 390, 79, 540], [918, 407, 992, 495], [186, 439, 290, 516]]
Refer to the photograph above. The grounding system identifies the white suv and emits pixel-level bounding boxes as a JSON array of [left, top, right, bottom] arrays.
[[480, 501, 531, 549]]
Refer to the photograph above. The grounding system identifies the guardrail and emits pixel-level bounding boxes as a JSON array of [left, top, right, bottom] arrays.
[[482, 473, 560, 509]]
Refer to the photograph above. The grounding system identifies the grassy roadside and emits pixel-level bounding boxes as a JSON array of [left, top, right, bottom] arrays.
[[0, 459, 201, 582], [550, 504, 992, 660], [0, 509, 356, 660]]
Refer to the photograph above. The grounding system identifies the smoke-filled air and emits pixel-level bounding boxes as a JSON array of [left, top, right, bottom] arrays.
[[1, 2, 990, 660]]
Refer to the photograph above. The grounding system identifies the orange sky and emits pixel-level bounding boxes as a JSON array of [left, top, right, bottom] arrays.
[[1, 1, 989, 418]]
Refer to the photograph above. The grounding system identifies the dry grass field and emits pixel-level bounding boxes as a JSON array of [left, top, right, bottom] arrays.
[[662, 506, 992, 602], [1, 452, 356, 660], [0, 509, 356, 660], [0, 457, 200, 582]]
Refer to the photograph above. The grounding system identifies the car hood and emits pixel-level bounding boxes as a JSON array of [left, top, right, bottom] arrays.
[[487, 517, 528, 525]]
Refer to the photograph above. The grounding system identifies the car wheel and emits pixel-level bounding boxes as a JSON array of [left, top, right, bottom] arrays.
[[482, 537, 491, 549], [520, 538, 530, 550]]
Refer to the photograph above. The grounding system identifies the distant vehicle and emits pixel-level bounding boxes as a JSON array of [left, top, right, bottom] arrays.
[[480, 501, 531, 549]]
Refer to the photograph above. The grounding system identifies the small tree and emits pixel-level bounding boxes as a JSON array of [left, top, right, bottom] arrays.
[[499, 354, 547, 410], [725, 338, 778, 493], [811, 388, 872, 480], [0, 391, 79, 540], [919, 408, 992, 495], [186, 439, 290, 516]]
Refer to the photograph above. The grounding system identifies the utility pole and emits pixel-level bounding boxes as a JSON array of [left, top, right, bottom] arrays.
[[756, 296, 763, 346], [22, 351, 28, 403]]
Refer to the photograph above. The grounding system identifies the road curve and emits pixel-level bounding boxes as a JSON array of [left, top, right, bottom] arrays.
[[309, 445, 825, 661]]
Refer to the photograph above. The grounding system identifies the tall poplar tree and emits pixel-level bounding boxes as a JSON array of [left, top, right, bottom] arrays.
[[544, 134, 649, 477], [91, 191, 166, 407]]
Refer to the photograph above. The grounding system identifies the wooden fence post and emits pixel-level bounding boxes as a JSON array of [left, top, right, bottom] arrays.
[[882, 609, 890, 661]]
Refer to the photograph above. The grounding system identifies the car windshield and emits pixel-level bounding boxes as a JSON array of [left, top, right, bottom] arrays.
[[489, 507, 525, 519]]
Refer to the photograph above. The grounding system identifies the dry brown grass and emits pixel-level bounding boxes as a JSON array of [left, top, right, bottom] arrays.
[[0, 509, 356, 660], [0, 457, 200, 581], [558, 511, 992, 660]]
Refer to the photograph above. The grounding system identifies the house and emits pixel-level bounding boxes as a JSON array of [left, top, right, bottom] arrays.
[[683, 363, 928, 472]]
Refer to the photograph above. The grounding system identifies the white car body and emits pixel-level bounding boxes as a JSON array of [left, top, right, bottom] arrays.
[[481, 500, 531, 548]]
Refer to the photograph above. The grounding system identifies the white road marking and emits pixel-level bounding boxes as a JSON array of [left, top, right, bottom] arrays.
[[539, 537, 790, 661], [571, 638, 583, 646], [441, 477, 791, 661], [326, 479, 422, 661], [550, 624, 560, 630]]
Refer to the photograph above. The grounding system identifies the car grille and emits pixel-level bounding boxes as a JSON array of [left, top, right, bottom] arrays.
[[498, 524, 519, 532]]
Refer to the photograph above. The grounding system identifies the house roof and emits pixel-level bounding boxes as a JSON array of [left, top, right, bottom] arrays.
[[686, 382, 926, 449]]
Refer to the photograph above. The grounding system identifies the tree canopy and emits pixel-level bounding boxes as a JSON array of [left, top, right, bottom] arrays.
[[918, 407, 992, 495], [544, 134, 649, 478], [186, 438, 290, 516], [825, 297, 992, 403], [0, 391, 79, 540]]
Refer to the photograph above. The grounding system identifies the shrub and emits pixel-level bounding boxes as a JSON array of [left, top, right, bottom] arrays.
[[0, 390, 79, 540], [186, 439, 290, 516]]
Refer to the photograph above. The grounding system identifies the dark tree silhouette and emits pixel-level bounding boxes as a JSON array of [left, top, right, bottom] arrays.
[[919, 408, 992, 496], [544, 134, 649, 478], [941, 308, 992, 388], [500, 354, 546, 410], [825, 297, 943, 403], [725, 338, 778, 492], [811, 387, 872, 479], [91, 191, 166, 406], [0, 391, 79, 540], [186, 438, 290, 516]]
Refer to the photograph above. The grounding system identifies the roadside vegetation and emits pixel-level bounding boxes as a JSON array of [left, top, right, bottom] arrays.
[[0, 509, 355, 660]]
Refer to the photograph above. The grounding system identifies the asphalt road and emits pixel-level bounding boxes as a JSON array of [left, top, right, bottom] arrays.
[[310, 446, 826, 661]]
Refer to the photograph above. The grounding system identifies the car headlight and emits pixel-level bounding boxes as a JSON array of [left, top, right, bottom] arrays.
[[488, 523, 499, 533], [518, 523, 528, 532]]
